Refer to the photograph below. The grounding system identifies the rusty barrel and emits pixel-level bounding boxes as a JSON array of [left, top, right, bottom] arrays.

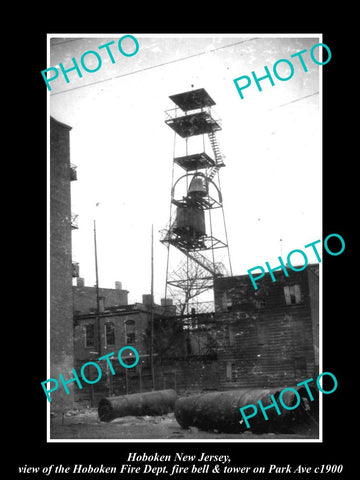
[[174, 387, 318, 433], [98, 389, 177, 422]]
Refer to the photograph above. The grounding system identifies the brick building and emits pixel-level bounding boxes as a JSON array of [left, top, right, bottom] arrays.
[[50, 116, 77, 410], [73, 286, 176, 405], [73, 278, 129, 315]]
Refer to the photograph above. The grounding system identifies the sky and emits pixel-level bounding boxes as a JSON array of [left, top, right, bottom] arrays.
[[48, 34, 322, 305]]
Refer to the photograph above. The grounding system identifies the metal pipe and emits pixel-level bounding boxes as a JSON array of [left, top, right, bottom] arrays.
[[98, 389, 177, 422], [174, 387, 318, 434]]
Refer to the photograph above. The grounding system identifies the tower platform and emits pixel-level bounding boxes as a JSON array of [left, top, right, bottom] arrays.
[[174, 152, 215, 171], [165, 110, 221, 138], [169, 88, 216, 111]]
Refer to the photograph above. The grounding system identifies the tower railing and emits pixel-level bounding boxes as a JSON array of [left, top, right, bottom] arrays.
[[164, 106, 222, 126]]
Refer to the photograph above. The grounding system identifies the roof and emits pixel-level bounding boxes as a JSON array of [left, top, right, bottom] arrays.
[[169, 88, 216, 111], [50, 116, 72, 131]]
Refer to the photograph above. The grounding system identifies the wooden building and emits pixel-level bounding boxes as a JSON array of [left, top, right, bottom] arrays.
[[152, 265, 319, 392]]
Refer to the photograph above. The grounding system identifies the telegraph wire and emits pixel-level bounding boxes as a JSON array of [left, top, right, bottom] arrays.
[[271, 91, 319, 109], [51, 38, 84, 46], [49, 37, 259, 97]]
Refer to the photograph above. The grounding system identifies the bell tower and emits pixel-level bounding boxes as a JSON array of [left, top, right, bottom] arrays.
[[161, 88, 232, 314]]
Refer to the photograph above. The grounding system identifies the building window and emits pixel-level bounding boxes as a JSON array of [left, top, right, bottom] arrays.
[[231, 363, 237, 382], [226, 362, 237, 382], [223, 324, 234, 347], [105, 322, 115, 347], [125, 320, 135, 344], [221, 292, 233, 312], [284, 285, 301, 305], [226, 362, 231, 381], [84, 324, 95, 348]]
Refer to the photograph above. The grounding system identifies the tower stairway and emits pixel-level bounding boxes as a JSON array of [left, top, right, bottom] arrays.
[[160, 213, 224, 277], [207, 131, 225, 180], [176, 246, 224, 277]]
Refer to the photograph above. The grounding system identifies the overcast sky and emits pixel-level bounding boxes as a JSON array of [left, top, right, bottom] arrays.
[[48, 34, 322, 304]]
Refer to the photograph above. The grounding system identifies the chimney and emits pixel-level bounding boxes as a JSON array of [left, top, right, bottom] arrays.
[[76, 277, 85, 288], [161, 298, 173, 306], [115, 281, 122, 290], [142, 294, 153, 306]]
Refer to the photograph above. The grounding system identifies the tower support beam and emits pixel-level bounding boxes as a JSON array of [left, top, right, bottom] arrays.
[[161, 88, 232, 312]]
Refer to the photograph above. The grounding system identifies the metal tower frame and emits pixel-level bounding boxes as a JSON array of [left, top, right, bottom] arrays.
[[160, 88, 232, 314]]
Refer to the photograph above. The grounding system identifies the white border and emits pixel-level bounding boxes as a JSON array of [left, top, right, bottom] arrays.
[[46, 32, 323, 443]]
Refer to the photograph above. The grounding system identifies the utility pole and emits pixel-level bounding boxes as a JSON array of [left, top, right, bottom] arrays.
[[150, 225, 156, 390], [94, 219, 101, 358]]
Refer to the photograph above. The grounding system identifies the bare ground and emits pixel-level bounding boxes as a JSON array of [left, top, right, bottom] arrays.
[[50, 408, 318, 440]]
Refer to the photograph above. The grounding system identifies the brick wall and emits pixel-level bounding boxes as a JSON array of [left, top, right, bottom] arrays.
[[73, 309, 150, 405], [73, 284, 129, 314], [50, 117, 75, 410], [74, 310, 149, 362]]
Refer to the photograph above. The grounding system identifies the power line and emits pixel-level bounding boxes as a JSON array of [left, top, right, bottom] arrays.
[[51, 38, 84, 46], [272, 91, 319, 109], [50, 37, 259, 97]]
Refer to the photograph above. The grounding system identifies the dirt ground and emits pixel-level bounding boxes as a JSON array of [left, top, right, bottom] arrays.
[[50, 408, 319, 440]]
